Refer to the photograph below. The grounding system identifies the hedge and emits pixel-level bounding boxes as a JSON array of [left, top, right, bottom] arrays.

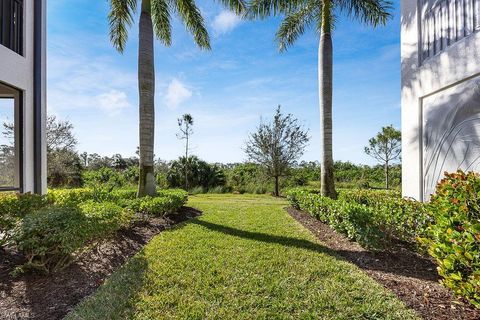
[[15, 201, 133, 273], [2, 188, 188, 273], [286, 188, 429, 249], [124, 189, 188, 216]]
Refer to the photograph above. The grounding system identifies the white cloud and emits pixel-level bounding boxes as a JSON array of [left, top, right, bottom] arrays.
[[96, 90, 132, 113], [47, 37, 137, 116], [211, 11, 242, 35], [165, 79, 192, 109]]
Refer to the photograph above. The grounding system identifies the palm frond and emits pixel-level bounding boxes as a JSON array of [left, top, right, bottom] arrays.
[[276, 3, 316, 52], [108, 0, 138, 53], [334, 0, 393, 26], [248, 0, 307, 19], [216, 0, 247, 15], [170, 0, 211, 49], [151, 0, 172, 45]]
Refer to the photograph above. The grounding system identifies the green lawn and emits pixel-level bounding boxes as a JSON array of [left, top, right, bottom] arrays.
[[66, 194, 418, 319]]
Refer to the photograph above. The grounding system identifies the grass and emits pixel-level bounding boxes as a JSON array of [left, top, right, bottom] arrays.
[[66, 194, 418, 319]]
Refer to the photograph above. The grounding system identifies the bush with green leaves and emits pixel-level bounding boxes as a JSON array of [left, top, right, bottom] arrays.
[[0, 193, 47, 247], [82, 167, 127, 190], [286, 188, 428, 249], [125, 189, 188, 215], [420, 171, 480, 307], [14, 201, 133, 273], [339, 189, 430, 244], [287, 188, 384, 248], [167, 156, 226, 191], [46, 188, 102, 207]]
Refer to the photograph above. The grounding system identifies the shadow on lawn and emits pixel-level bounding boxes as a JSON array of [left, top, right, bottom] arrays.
[[191, 219, 333, 254], [190, 218, 438, 282]]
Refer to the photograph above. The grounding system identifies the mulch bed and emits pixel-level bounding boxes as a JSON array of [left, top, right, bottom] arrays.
[[0, 206, 201, 320], [287, 207, 480, 320]]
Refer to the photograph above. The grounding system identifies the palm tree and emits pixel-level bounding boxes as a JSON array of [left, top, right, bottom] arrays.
[[109, 0, 245, 197], [248, 0, 392, 199]]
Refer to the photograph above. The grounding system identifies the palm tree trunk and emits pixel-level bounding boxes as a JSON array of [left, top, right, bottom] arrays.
[[185, 136, 189, 190], [137, 0, 156, 197], [319, 0, 336, 199]]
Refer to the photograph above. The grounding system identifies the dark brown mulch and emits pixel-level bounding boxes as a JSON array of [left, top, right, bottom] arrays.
[[287, 207, 480, 320], [0, 206, 201, 320]]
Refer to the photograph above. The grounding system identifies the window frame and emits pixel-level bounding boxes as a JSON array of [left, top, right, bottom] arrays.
[[0, 0, 24, 56], [0, 83, 23, 192]]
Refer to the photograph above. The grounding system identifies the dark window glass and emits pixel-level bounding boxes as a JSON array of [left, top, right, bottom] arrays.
[[0, 0, 23, 55]]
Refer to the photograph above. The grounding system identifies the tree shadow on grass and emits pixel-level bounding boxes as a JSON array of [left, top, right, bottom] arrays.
[[190, 218, 438, 282], [190, 219, 335, 255]]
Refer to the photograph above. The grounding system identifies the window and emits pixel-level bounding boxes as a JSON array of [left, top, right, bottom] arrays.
[[0, 0, 23, 55], [0, 83, 22, 191]]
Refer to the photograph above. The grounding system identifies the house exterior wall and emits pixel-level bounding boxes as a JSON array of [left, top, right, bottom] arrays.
[[402, 0, 480, 201], [0, 0, 46, 194]]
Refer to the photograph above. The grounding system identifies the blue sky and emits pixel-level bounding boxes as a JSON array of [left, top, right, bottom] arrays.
[[47, 0, 401, 165]]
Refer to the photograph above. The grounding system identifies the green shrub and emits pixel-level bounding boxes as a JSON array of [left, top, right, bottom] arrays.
[[83, 168, 126, 190], [110, 189, 137, 201], [287, 188, 383, 248], [15, 202, 132, 273], [0, 193, 47, 247], [339, 189, 430, 244], [123, 189, 188, 216], [286, 188, 428, 250], [46, 188, 96, 207], [46, 188, 135, 207], [421, 171, 480, 307]]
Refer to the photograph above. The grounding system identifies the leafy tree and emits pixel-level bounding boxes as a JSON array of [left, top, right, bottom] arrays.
[[248, 0, 392, 199], [48, 149, 84, 187], [108, 0, 245, 197], [364, 125, 401, 189], [245, 106, 309, 196], [177, 114, 194, 189]]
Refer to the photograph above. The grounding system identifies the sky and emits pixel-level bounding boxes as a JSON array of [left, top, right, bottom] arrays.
[[46, 1, 401, 165]]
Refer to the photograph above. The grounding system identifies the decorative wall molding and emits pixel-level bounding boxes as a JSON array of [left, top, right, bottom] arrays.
[[421, 0, 480, 61], [422, 77, 480, 199]]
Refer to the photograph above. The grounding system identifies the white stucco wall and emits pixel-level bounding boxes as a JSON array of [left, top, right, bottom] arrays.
[[0, 0, 47, 194], [402, 0, 480, 201]]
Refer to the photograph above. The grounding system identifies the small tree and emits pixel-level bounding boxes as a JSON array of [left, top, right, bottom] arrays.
[[245, 106, 309, 196], [177, 114, 194, 190], [364, 125, 401, 189]]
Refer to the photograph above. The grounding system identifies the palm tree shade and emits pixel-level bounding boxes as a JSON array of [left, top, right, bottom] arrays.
[[248, 0, 392, 198], [108, 0, 245, 197]]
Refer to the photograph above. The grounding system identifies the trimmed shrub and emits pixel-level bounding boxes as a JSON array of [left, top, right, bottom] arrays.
[[421, 171, 480, 307], [129, 189, 188, 216], [339, 189, 431, 244], [14, 202, 132, 273], [46, 188, 96, 207], [0, 193, 47, 247], [287, 188, 384, 248], [286, 188, 428, 249]]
